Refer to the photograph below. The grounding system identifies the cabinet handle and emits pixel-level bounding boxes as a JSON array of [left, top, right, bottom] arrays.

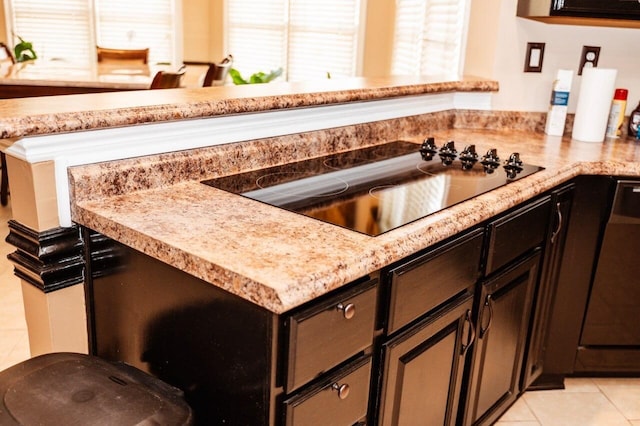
[[480, 295, 494, 338], [461, 309, 476, 356], [331, 382, 350, 400], [336, 302, 356, 319], [550, 201, 563, 245]]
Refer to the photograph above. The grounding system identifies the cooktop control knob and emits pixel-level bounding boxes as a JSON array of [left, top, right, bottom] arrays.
[[438, 140, 458, 165], [459, 145, 479, 170], [419, 137, 438, 161], [504, 152, 524, 179], [481, 149, 500, 173]]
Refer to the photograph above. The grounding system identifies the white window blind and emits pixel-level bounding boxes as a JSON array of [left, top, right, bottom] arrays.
[[95, 0, 178, 65], [4, 0, 179, 66], [226, 0, 362, 82], [392, 0, 468, 77], [5, 0, 93, 65]]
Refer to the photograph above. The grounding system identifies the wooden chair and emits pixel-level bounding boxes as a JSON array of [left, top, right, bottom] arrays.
[[202, 55, 233, 87], [1, 152, 9, 206], [96, 46, 149, 64], [0, 42, 16, 64], [150, 66, 186, 89]]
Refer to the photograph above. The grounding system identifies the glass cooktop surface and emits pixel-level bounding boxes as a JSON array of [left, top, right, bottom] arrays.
[[202, 141, 544, 236]]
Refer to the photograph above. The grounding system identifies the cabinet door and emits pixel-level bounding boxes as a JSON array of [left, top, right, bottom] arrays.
[[523, 184, 574, 389], [464, 252, 540, 426], [378, 293, 474, 426], [551, 0, 640, 19]]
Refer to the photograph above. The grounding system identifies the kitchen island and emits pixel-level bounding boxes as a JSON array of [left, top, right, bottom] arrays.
[[2, 76, 639, 424], [69, 128, 639, 313], [68, 127, 639, 425]]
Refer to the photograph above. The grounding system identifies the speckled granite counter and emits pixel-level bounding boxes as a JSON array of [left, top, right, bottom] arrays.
[[69, 126, 640, 314], [0, 76, 496, 139]]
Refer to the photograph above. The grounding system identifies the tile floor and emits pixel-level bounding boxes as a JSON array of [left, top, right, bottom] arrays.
[[0, 200, 639, 424], [0, 200, 30, 372]]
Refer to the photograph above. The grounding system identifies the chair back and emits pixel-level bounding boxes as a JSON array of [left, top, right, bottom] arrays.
[[0, 42, 16, 64], [203, 55, 233, 87], [150, 66, 186, 89], [97, 46, 149, 64]]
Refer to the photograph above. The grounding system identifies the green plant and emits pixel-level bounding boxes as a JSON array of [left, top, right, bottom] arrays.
[[14, 35, 37, 62], [229, 67, 282, 85]]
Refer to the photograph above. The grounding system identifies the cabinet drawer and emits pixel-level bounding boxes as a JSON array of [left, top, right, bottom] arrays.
[[486, 196, 551, 275], [387, 229, 483, 334], [283, 355, 372, 426], [285, 278, 378, 392]]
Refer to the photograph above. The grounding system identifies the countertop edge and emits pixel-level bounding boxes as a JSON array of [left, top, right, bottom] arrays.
[[71, 158, 638, 315], [0, 77, 498, 139]]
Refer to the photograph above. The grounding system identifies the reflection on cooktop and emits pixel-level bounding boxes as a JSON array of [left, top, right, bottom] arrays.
[[202, 141, 544, 236]]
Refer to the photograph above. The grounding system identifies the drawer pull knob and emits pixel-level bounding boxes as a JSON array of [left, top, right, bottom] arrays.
[[336, 303, 356, 319], [331, 382, 350, 400]]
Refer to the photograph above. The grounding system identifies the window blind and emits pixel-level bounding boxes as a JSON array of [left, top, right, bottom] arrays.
[[226, 0, 361, 82], [6, 0, 93, 65], [5, 0, 179, 66], [95, 0, 177, 65], [392, 0, 467, 77], [227, 0, 288, 78]]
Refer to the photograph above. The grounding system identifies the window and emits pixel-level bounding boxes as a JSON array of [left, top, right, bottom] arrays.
[[392, 0, 469, 77], [226, 0, 362, 82], [4, 0, 180, 66]]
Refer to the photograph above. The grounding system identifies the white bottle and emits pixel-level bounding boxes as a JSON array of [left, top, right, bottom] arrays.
[[545, 70, 574, 136]]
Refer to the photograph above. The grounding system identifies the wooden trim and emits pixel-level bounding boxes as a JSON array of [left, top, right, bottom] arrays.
[[5, 220, 84, 292]]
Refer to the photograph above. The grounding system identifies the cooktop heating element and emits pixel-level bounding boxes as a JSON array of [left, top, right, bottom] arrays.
[[202, 139, 544, 236]]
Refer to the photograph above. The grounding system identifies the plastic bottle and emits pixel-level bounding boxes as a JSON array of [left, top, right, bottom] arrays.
[[605, 88, 628, 138], [628, 100, 640, 139]]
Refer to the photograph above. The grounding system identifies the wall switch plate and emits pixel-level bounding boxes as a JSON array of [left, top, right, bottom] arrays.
[[524, 42, 545, 72], [578, 46, 600, 75]]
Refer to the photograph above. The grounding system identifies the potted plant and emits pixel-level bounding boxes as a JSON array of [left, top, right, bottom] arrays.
[[14, 35, 37, 62], [228, 67, 282, 85]]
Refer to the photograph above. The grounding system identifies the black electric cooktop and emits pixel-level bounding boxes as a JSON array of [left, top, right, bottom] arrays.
[[202, 139, 544, 236]]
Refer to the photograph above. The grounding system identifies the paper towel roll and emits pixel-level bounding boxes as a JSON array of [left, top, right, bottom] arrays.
[[572, 68, 618, 142]]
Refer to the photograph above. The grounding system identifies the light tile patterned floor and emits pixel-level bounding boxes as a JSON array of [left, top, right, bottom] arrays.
[[1, 200, 639, 424], [0, 201, 30, 372], [497, 377, 640, 425]]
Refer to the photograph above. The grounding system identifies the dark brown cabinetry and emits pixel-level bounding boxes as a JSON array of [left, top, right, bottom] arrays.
[[524, 184, 574, 390], [282, 355, 372, 426], [517, 0, 640, 27], [551, 0, 640, 20], [375, 228, 484, 426], [537, 176, 614, 387], [284, 279, 378, 393], [378, 293, 474, 426], [463, 252, 541, 426], [462, 196, 551, 425], [85, 231, 379, 426], [85, 187, 570, 425]]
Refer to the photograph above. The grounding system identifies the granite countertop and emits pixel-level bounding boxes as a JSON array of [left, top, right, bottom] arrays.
[[0, 76, 496, 139], [69, 128, 640, 314]]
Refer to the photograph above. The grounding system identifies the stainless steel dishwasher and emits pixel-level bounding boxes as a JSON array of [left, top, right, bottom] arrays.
[[577, 179, 640, 372]]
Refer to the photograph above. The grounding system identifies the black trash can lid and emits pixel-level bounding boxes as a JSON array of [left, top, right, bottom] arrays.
[[0, 352, 192, 425]]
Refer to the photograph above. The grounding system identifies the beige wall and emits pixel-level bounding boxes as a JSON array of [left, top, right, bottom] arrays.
[[182, 0, 226, 63], [465, 0, 640, 114], [361, 0, 395, 77]]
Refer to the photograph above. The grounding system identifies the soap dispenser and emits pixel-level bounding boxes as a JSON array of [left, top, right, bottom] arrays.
[[628, 100, 640, 138]]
